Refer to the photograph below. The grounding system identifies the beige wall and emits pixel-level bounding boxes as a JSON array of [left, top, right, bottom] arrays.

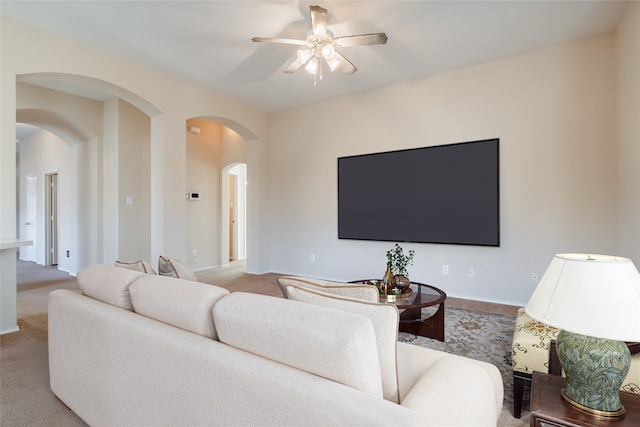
[[616, 1, 640, 263], [186, 119, 223, 270], [270, 32, 618, 305], [118, 99, 152, 262]]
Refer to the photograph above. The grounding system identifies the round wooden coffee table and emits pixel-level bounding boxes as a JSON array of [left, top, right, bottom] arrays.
[[350, 280, 447, 342]]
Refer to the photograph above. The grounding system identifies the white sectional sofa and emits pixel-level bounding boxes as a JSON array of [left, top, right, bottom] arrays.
[[48, 264, 503, 426]]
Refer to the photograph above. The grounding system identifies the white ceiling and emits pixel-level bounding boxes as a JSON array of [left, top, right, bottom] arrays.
[[2, 1, 629, 113]]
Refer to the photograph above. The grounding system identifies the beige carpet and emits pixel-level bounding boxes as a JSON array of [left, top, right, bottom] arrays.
[[1, 260, 528, 426], [1, 262, 86, 426]]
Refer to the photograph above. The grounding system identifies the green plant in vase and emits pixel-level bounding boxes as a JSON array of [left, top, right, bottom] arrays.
[[386, 243, 414, 287]]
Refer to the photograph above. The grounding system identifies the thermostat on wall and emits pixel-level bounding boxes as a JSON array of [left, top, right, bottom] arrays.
[[188, 192, 200, 200]]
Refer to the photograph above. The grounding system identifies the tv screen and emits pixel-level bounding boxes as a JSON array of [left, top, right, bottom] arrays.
[[338, 138, 500, 246]]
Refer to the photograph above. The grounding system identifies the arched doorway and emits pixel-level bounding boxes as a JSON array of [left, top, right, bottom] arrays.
[[185, 119, 248, 270], [15, 74, 162, 273]]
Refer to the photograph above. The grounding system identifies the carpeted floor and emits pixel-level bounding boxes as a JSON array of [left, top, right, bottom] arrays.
[[1, 260, 529, 426]]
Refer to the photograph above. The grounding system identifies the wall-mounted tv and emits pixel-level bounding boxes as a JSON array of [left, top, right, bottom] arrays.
[[338, 138, 500, 246]]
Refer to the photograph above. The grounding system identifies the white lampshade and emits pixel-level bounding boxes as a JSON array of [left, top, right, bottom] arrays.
[[297, 49, 313, 63], [525, 253, 640, 342], [321, 44, 335, 59], [304, 57, 319, 75], [326, 56, 341, 72]]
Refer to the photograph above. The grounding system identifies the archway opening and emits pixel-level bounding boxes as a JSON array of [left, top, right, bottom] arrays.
[[185, 119, 248, 270]]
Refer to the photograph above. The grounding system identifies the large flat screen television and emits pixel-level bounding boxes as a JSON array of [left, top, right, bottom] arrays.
[[338, 138, 500, 246]]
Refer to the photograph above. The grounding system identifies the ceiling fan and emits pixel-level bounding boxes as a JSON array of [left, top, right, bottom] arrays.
[[252, 5, 387, 78]]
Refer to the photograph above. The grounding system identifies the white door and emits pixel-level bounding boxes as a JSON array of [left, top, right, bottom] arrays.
[[25, 175, 37, 262]]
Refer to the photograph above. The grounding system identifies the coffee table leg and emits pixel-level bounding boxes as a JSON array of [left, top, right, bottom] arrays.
[[399, 303, 445, 342]]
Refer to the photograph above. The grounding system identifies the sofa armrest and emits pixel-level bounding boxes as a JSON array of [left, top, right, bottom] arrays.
[[400, 357, 498, 426]]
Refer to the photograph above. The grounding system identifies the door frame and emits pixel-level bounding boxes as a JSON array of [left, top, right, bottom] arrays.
[[25, 174, 37, 262], [45, 171, 59, 266]]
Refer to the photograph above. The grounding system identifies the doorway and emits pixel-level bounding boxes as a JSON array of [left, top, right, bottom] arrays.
[[45, 172, 59, 266], [227, 164, 246, 263]]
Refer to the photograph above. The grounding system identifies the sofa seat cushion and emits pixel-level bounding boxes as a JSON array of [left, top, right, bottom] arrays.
[[158, 256, 198, 281], [212, 292, 384, 398], [77, 264, 145, 311], [277, 276, 379, 301], [286, 284, 400, 403], [129, 275, 229, 340]]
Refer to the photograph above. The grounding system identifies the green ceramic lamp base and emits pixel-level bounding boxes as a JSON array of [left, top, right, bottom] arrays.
[[557, 330, 631, 419]]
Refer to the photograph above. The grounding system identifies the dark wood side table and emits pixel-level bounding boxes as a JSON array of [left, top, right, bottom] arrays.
[[530, 372, 640, 426], [350, 280, 447, 342]]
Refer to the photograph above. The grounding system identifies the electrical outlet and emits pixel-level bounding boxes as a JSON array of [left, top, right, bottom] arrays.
[[442, 265, 449, 275], [468, 267, 475, 277], [531, 273, 539, 283]]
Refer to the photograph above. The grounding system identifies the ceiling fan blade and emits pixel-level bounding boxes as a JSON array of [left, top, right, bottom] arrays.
[[310, 5, 328, 35], [251, 37, 308, 46], [284, 57, 306, 74], [334, 33, 388, 47], [333, 51, 357, 75]]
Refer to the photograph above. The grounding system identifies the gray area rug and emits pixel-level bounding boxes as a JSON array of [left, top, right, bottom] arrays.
[[400, 306, 529, 426]]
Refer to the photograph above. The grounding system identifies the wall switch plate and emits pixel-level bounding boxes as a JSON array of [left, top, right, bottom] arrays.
[[442, 265, 449, 275], [531, 273, 539, 282], [310, 254, 316, 262]]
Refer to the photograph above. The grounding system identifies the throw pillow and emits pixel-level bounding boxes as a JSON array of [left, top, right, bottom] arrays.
[[115, 260, 157, 275], [158, 256, 198, 281], [286, 284, 400, 403], [277, 276, 379, 301]]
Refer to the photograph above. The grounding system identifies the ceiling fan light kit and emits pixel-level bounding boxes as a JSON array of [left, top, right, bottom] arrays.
[[252, 5, 387, 85]]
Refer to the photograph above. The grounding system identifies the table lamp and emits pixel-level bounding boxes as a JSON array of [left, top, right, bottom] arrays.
[[525, 253, 640, 418]]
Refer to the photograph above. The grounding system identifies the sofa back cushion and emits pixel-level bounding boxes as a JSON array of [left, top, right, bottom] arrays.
[[277, 276, 379, 301], [129, 275, 229, 340], [213, 292, 383, 398], [286, 285, 400, 403], [77, 264, 145, 311]]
